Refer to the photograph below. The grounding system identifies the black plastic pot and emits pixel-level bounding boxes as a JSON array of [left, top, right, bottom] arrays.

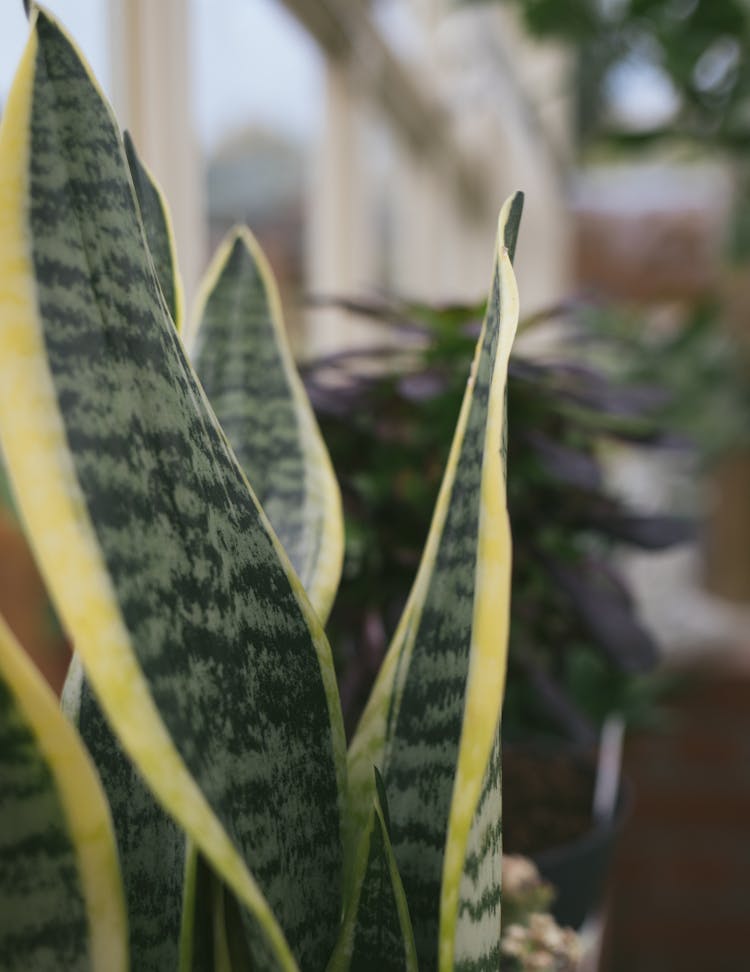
[[503, 743, 631, 929], [532, 786, 629, 928]]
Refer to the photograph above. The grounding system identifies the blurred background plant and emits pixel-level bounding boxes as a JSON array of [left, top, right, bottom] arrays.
[[305, 296, 692, 743], [496, 0, 750, 154], [580, 299, 750, 463], [491, 0, 750, 612]]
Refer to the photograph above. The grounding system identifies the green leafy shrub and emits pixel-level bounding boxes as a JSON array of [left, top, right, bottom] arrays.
[[0, 9, 528, 971]]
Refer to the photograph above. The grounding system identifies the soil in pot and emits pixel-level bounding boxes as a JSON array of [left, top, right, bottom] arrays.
[[503, 746, 595, 855]]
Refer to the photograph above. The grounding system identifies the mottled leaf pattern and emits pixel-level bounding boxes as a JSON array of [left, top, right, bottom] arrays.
[[0, 614, 127, 972], [0, 11, 346, 971], [192, 228, 344, 623], [348, 195, 521, 971], [60, 118, 185, 972], [124, 129, 183, 332], [453, 731, 502, 972], [328, 770, 417, 972], [62, 656, 186, 972]]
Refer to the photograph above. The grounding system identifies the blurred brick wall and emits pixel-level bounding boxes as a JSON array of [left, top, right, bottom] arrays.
[[574, 176, 750, 606], [0, 510, 70, 694], [575, 206, 720, 302], [600, 653, 750, 972]]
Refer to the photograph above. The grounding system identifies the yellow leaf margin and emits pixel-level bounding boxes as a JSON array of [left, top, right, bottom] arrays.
[[190, 225, 344, 625], [0, 614, 128, 972], [439, 198, 519, 972]]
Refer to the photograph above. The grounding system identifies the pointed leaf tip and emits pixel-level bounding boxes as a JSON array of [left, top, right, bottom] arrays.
[[328, 772, 418, 972], [192, 224, 345, 623], [502, 191, 524, 264], [373, 766, 391, 835], [123, 129, 184, 331]]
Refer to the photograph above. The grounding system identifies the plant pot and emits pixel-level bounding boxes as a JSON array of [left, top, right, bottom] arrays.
[[503, 743, 630, 929]]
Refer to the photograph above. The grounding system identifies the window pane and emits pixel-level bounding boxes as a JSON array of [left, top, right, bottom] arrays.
[[190, 0, 324, 342]]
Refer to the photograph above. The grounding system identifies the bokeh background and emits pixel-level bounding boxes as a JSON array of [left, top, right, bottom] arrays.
[[2, 2, 749, 969]]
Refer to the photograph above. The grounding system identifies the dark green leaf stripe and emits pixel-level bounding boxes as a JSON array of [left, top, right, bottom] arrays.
[[453, 732, 502, 972], [348, 195, 522, 972], [192, 227, 343, 622], [502, 193, 524, 264], [62, 655, 186, 972], [0, 11, 346, 971], [124, 129, 183, 332], [0, 614, 127, 972], [328, 771, 417, 972]]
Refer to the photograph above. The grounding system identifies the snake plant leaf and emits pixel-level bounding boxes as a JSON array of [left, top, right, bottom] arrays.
[[60, 123, 186, 972], [62, 655, 186, 972], [452, 729, 502, 971], [348, 193, 522, 972], [0, 10, 346, 971], [124, 129, 184, 333], [328, 769, 417, 972], [192, 227, 344, 623], [179, 844, 215, 972], [0, 614, 127, 972], [183, 851, 252, 972]]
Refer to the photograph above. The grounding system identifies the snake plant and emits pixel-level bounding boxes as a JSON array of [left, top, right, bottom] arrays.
[[0, 8, 521, 971]]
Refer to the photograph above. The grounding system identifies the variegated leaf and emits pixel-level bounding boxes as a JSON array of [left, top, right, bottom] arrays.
[[348, 194, 522, 971], [61, 124, 190, 972], [62, 656, 186, 972], [124, 129, 184, 332], [0, 10, 346, 971], [0, 613, 127, 972], [453, 727, 502, 971], [327, 770, 417, 972], [191, 228, 344, 623]]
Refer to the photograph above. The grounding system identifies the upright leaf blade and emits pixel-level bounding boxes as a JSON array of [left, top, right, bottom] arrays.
[[62, 656, 186, 972], [192, 228, 344, 622], [124, 129, 184, 332], [0, 614, 127, 972], [64, 129, 190, 972], [179, 842, 215, 972], [328, 770, 418, 972], [0, 11, 345, 970], [348, 195, 521, 971], [440, 198, 520, 972]]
